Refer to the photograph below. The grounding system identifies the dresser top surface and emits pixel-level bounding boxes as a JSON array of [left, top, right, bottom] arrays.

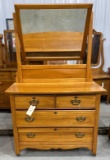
[[5, 81, 105, 94]]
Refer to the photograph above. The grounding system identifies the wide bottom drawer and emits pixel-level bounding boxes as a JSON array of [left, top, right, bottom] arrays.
[[18, 128, 93, 144]]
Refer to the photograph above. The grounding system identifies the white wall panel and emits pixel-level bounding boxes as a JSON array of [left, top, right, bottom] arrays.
[[0, 0, 6, 33], [102, 0, 110, 71], [94, 0, 106, 33]]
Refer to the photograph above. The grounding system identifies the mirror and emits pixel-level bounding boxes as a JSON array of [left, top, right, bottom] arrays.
[[4, 30, 16, 66], [14, 4, 92, 64], [83, 29, 103, 67]]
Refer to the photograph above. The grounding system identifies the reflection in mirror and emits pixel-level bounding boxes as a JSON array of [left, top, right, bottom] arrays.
[[20, 9, 87, 33], [83, 30, 103, 67], [14, 4, 92, 65], [4, 30, 16, 66], [19, 9, 87, 64]]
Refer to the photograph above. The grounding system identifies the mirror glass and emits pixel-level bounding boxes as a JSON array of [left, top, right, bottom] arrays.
[[20, 9, 87, 33], [15, 5, 92, 64], [19, 9, 87, 64]]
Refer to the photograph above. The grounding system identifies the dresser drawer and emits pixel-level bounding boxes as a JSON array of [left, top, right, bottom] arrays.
[[0, 72, 10, 80], [0, 94, 9, 100], [0, 81, 12, 109], [15, 95, 54, 109], [56, 95, 96, 109], [18, 128, 93, 145], [0, 81, 13, 91], [0, 99, 10, 109], [16, 110, 95, 127]]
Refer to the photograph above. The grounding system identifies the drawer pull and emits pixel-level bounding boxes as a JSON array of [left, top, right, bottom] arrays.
[[25, 117, 35, 122], [75, 132, 84, 138], [71, 97, 81, 105], [26, 133, 36, 138], [76, 116, 86, 122], [30, 99, 39, 107]]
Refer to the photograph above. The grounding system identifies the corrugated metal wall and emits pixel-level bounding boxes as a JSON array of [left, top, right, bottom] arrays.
[[0, 0, 110, 71]]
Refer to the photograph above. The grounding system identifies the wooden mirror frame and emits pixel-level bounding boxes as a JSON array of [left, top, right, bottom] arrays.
[[14, 4, 92, 62], [13, 4, 93, 83], [4, 30, 16, 66]]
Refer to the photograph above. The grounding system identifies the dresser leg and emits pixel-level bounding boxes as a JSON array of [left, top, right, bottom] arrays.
[[106, 95, 110, 104], [92, 153, 96, 157]]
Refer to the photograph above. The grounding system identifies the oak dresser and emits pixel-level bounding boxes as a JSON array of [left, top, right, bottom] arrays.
[[6, 82, 105, 156], [5, 3, 106, 156]]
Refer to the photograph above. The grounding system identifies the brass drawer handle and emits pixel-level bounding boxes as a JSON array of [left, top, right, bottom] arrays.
[[26, 133, 36, 138], [75, 132, 85, 138], [76, 116, 86, 122], [30, 99, 39, 107], [0, 82, 3, 85], [71, 96, 81, 105], [25, 117, 35, 122], [71, 99, 81, 105]]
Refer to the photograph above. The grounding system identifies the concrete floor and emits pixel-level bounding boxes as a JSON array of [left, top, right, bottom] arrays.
[[0, 135, 110, 160]]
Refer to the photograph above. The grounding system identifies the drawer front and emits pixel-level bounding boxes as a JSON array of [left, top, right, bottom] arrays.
[[0, 81, 13, 91], [0, 81, 13, 109], [0, 99, 10, 109], [56, 95, 96, 109], [16, 110, 95, 127], [18, 128, 93, 144], [0, 94, 10, 101], [0, 72, 10, 80], [15, 95, 54, 109]]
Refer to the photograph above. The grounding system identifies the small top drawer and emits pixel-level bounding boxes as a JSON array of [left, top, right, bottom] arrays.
[[56, 95, 96, 109], [15, 95, 54, 109]]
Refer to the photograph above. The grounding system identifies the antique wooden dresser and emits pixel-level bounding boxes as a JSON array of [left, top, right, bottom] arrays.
[[0, 32, 16, 109], [6, 4, 105, 156]]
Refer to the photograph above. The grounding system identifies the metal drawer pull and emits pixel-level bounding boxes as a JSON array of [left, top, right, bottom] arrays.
[[26, 133, 36, 138], [30, 99, 39, 107], [76, 116, 86, 122], [25, 117, 35, 122], [71, 97, 81, 105], [75, 132, 84, 138]]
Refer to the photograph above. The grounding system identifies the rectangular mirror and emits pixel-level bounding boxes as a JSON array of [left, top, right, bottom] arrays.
[[14, 4, 92, 64]]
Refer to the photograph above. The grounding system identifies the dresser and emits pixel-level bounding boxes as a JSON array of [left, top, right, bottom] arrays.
[[6, 82, 105, 156], [0, 32, 17, 109], [0, 68, 16, 109], [6, 3, 106, 156]]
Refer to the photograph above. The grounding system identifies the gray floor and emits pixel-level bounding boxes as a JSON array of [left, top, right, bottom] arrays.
[[0, 101, 110, 159], [0, 135, 110, 159]]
